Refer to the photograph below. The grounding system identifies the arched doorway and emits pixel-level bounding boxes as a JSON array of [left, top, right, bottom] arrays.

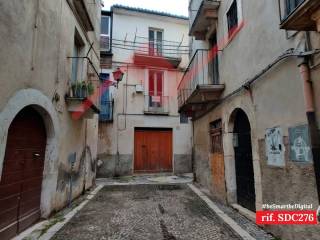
[[0, 107, 47, 239], [233, 109, 256, 212]]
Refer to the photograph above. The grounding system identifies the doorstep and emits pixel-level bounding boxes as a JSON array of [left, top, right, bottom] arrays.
[[231, 203, 256, 222]]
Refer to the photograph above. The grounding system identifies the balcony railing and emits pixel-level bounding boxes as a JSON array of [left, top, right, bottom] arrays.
[[177, 49, 224, 112], [189, 0, 220, 40], [279, 0, 320, 31], [112, 36, 189, 68], [100, 35, 111, 52], [144, 95, 170, 115]]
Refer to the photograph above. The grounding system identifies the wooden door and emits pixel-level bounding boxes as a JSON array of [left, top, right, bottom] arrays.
[[0, 107, 46, 239], [134, 129, 172, 173]]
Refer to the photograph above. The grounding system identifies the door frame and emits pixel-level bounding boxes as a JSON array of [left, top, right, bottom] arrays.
[[0, 89, 60, 218], [133, 127, 173, 174], [223, 106, 263, 212]]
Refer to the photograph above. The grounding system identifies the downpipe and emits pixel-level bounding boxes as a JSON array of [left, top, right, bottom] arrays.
[[299, 57, 320, 204]]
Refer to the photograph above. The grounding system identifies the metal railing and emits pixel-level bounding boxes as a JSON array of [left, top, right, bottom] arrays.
[[144, 95, 170, 114], [177, 49, 219, 108], [112, 36, 189, 59], [100, 35, 111, 52]]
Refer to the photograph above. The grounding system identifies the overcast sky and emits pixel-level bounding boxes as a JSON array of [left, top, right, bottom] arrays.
[[102, 0, 189, 17]]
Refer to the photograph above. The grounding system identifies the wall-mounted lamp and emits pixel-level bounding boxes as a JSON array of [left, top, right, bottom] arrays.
[[112, 67, 124, 88]]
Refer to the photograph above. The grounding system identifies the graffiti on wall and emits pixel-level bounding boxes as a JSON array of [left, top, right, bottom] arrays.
[[289, 125, 312, 162], [265, 127, 285, 167]]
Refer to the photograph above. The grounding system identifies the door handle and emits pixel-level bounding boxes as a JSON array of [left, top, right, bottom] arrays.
[[33, 153, 41, 160]]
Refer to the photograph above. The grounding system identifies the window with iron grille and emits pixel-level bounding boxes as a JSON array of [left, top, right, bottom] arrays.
[[227, 0, 238, 37], [285, 0, 304, 16], [210, 120, 223, 153], [180, 113, 189, 124]]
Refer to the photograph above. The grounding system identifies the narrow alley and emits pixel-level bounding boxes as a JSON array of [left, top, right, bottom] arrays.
[[1, 0, 320, 239], [50, 182, 272, 240]]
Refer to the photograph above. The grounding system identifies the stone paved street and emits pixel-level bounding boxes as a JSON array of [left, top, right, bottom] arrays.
[[52, 184, 242, 240]]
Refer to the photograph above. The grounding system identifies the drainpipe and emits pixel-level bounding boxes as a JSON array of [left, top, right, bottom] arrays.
[[299, 57, 320, 203]]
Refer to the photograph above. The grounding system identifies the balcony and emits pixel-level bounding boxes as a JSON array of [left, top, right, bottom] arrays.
[[279, 0, 320, 31], [126, 36, 188, 69], [189, 0, 220, 40], [100, 35, 111, 52], [177, 49, 224, 115], [71, 0, 94, 31], [144, 95, 170, 115], [65, 80, 100, 119]]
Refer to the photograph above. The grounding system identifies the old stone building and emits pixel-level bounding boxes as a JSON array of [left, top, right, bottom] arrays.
[[178, 0, 320, 239], [0, 0, 101, 239], [98, 5, 193, 177]]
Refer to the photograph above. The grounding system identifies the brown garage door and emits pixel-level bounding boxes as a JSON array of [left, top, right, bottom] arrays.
[[0, 107, 46, 240], [134, 128, 172, 173]]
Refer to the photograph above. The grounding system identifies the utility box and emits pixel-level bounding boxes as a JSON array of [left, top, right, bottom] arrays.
[[135, 84, 144, 93]]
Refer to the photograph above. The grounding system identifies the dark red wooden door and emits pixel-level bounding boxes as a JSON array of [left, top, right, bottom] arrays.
[[0, 107, 46, 239], [134, 129, 172, 173]]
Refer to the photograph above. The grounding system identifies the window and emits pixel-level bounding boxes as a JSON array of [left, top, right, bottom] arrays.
[[210, 120, 223, 153], [226, 0, 238, 37], [285, 0, 304, 16], [101, 16, 110, 35], [71, 31, 84, 82], [101, 16, 111, 51], [149, 29, 163, 56], [148, 70, 163, 108]]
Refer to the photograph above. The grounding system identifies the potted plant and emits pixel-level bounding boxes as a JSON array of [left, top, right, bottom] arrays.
[[71, 83, 77, 97], [75, 82, 82, 98], [88, 82, 94, 96], [80, 81, 87, 98]]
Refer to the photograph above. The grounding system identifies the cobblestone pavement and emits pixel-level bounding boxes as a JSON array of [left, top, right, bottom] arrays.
[[52, 184, 242, 240]]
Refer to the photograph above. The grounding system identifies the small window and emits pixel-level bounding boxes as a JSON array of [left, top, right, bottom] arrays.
[[71, 30, 84, 82], [226, 0, 238, 37], [180, 113, 189, 124], [101, 16, 110, 35]]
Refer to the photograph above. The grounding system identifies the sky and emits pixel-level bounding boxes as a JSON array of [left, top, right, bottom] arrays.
[[102, 0, 189, 17]]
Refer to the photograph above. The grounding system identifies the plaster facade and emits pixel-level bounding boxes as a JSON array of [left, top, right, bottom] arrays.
[[187, 0, 320, 239], [98, 7, 193, 177], [0, 0, 101, 217]]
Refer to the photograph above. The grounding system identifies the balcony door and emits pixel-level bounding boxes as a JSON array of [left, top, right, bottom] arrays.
[[149, 70, 163, 109], [149, 29, 163, 56], [209, 32, 219, 84]]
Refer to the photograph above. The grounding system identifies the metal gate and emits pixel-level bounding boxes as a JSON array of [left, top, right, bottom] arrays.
[[0, 107, 46, 239], [233, 110, 256, 212]]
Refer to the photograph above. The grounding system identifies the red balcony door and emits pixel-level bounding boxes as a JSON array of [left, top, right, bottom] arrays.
[[149, 70, 163, 108]]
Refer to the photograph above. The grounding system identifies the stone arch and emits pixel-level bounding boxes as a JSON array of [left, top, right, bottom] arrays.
[[223, 104, 262, 212], [0, 89, 60, 217]]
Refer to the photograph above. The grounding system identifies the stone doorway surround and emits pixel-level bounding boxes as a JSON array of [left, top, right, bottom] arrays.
[[0, 89, 60, 217]]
